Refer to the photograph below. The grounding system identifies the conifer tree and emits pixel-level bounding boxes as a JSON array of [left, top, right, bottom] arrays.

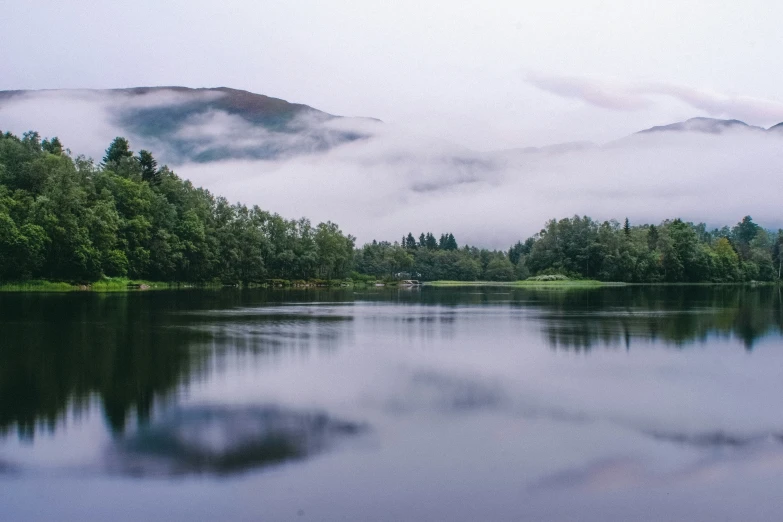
[[138, 150, 159, 184], [103, 137, 133, 165]]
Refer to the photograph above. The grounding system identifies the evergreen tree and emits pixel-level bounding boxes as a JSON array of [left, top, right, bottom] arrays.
[[138, 150, 159, 184], [103, 137, 133, 165], [647, 225, 659, 251]]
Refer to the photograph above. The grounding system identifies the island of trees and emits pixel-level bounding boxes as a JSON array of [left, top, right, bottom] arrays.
[[0, 130, 780, 286]]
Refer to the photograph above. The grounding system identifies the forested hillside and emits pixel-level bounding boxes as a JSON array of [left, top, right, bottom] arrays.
[[0, 131, 355, 284], [0, 130, 780, 285]]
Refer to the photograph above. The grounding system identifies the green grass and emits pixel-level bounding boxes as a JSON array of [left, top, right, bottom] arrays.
[[0, 278, 178, 292], [426, 280, 609, 287]]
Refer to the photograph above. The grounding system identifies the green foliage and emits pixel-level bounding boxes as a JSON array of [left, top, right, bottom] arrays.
[[103, 137, 133, 165], [138, 149, 160, 184], [514, 215, 779, 283], [0, 131, 355, 285], [2, 130, 779, 286], [359, 213, 781, 284]]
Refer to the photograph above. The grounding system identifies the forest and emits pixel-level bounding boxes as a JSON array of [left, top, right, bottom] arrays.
[[0, 130, 781, 285]]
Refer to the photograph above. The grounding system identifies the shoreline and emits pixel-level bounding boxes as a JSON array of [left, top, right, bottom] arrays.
[[1, 279, 777, 293]]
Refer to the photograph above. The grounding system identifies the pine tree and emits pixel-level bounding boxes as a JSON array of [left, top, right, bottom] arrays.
[[624, 217, 631, 236], [648, 225, 659, 251], [103, 137, 133, 165], [138, 150, 159, 184]]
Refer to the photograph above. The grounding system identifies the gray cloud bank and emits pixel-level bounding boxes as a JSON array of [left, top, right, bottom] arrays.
[[1, 88, 782, 247]]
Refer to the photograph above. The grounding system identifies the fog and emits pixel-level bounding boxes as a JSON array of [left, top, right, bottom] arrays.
[[2, 89, 782, 248]]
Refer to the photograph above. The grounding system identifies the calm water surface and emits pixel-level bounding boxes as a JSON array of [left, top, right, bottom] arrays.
[[1, 286, 782, 521]]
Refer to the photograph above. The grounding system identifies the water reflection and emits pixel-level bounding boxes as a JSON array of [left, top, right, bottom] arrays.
[[0, 292, 354, 439], [0, 286, 781, 442], [386, 371, 509, 414], [645, 430, 783, 447], [106, 405, 364, 477], [534, 444, 783, 493], [2, 286, 783, 521], [531, 286, 783, 350]]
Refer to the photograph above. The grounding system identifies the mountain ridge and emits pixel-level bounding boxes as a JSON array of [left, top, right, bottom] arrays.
[[0, 86, 375, 163]]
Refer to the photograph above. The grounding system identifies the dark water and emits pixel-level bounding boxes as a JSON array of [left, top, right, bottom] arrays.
[[1, 286, 782, 521]]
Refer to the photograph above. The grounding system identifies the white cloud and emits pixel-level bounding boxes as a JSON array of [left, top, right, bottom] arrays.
[[527, 73, 783, 126]]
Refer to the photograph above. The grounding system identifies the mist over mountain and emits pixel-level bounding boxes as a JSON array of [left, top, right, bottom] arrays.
[[0, 87, 373, 163], [1, 87, 782, 246], [2, 87, 782, 163], [636, 117, 766, 135]]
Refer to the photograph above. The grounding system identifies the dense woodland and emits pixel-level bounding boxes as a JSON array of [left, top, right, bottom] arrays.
[[0, 130, 781, 284], [0, 131, 355, 284], [368, 214, 783, 283]]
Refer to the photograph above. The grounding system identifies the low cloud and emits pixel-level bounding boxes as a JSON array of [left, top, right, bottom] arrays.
[[182, 126, 783, 247], [1, 89, 782, 248], [527, 73, 783, 125]]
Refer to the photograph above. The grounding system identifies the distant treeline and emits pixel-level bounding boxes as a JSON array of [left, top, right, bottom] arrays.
[[0, 131, 781, 284], [364, 214, 782, 283]]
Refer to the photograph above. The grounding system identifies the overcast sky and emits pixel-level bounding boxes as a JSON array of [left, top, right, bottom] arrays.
[[4, 0, 783, 149]]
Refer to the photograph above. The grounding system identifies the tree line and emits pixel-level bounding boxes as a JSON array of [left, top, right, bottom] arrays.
[[358, 215, 782, 283], [0, 131, 354, 284], [1, 130, 780, 284]]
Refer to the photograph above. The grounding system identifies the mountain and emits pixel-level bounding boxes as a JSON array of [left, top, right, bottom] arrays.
[[636, 117, 764, 135], [0, 87, 374, 162]]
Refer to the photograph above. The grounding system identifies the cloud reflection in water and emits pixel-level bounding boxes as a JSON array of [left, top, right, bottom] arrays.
[[106, 405, 365, 477]]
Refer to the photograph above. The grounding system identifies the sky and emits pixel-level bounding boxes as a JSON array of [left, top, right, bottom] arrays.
[[4, 0, 783, 149], [1, 1, 783, 246]]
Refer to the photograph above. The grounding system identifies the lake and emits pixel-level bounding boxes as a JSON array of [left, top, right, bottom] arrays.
[[1, 285, 782, 521]]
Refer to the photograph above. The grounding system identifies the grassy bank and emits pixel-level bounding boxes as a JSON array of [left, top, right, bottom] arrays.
[[0, 278, 180, 292], [426, 280, 609, 287], [0, 278, 372, 292]]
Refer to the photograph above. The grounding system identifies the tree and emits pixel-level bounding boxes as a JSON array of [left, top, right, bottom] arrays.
[[315, 221, 354, 280], [712, 237, 740, 282], [732, 215, 760, 259], [42, 137, 63, 155], [623, 217, 631, 237], [484, 255, 515, 281], [138, 150, 160, 184], [734, 216, 760, 244], [647, 224, 659, 251], [777, 230, 783, 280], [103, 137, 133, 165]]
